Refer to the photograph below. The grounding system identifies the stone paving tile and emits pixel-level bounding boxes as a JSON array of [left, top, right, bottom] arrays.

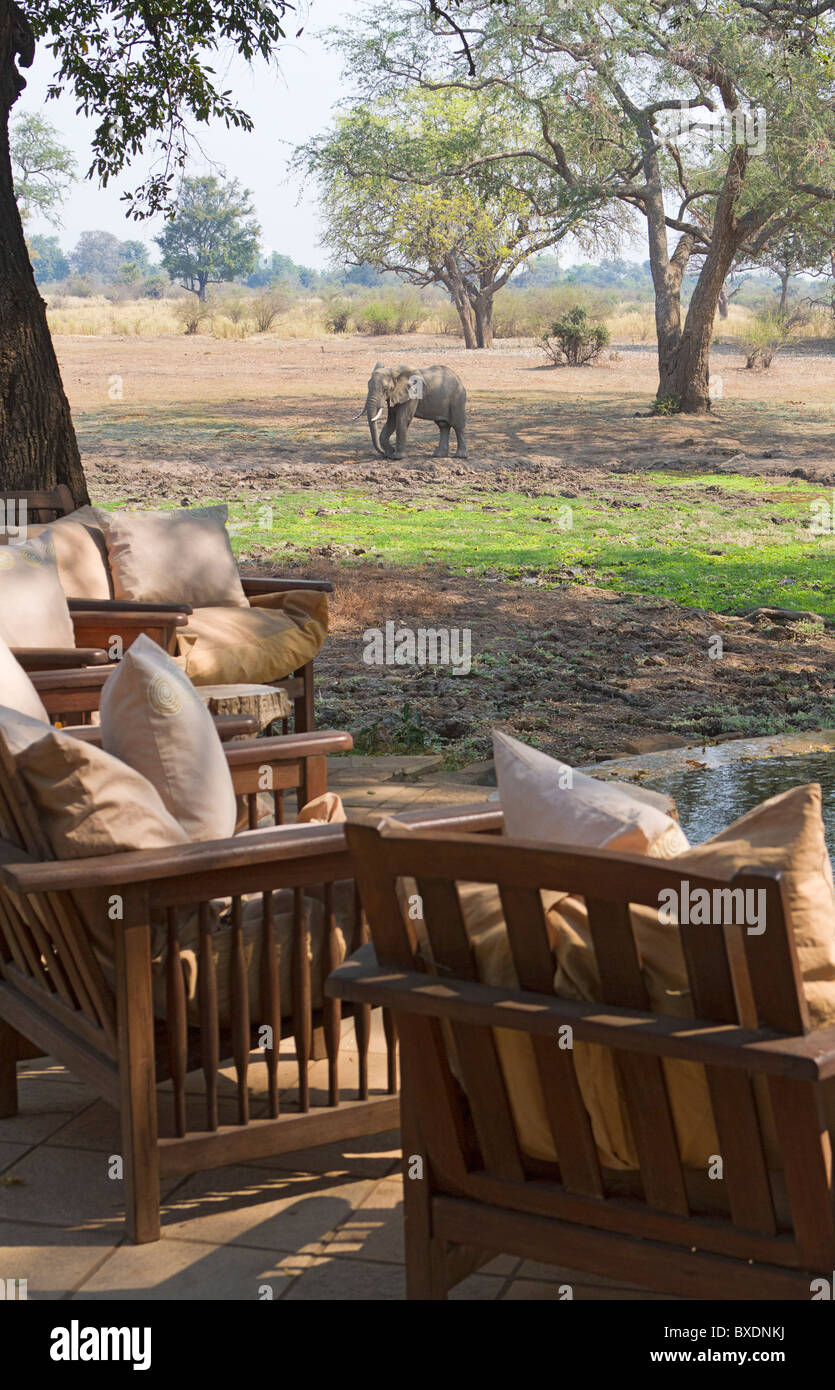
[[73, 1238, 311, 1301], [282, 1253, 406, 1300], [323, 1175, 404, 1264], [0, 1141, 30, 1172], [0, 1074, 95, 1147], [160, 1165, 377, 1255], [0, 1218, 120, 1299], [44, 1094, 248, 1153], [0, 1144, 180, 1232]]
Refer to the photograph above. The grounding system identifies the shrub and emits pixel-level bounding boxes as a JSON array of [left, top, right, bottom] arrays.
[[743, 307, 810, 369], [540, 305, 610, 365], [174, 298, 212, 335], [142, 274, 169, 299], [353, 289, 426, 335], [253, 289, 289, 333], [325, 297, 353, 333]]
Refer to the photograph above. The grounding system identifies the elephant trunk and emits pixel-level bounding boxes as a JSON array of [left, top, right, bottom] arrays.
[[366, 389, 387, 456]]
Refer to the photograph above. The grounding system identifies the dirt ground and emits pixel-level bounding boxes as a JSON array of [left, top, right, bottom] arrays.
[[57, 332, 835, 763]]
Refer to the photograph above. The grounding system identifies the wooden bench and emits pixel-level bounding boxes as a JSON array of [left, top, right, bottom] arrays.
[[329, 816, 835, 1300]]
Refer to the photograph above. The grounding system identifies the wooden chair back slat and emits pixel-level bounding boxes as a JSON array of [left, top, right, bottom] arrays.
[[259, 890, 281, 1119], [166, 909, 188, 1137], [679, 915, 777, 1233], [418, 877, 526, 1181], [584, 897, 689, 1215], [291, 887, 311, 1111], [499, 886, 603, 1197], [0, 485, 74, 524], [322, 883, 341, 1108], [353, 883, 372, 1099], [742, 871, 835, 1266], [198, 902, 220, 1132], [230, 896, 250, 1126]]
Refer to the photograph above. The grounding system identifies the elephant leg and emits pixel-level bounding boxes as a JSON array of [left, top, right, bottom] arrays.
[[380, 408, 396, 457], [433, 421, 451, 458], [391, 406, 411, 459], [453, 422, 468, 459]]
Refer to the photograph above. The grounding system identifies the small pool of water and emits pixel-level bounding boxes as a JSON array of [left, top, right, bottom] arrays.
[[643, 752, 835, 854]]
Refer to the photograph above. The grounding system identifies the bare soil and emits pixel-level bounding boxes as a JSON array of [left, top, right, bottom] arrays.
[[57, 332, 835, 763]]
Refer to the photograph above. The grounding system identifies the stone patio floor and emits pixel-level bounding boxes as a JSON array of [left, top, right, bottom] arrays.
[[0, 755, 673, 1301]]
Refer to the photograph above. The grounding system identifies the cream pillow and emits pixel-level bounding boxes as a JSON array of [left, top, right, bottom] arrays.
[[23, 508, 113, 600], [0, 637, 50, 722], [98, 505, 247, 607], [0, 534, 75, 647], [99, 634, 237, 841], [493, 730, 689, 858]]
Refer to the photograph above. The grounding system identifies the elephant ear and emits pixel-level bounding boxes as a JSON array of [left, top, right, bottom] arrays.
[[390, 371, 425, 405]]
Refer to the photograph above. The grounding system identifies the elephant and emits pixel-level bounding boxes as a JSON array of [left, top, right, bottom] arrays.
[[359, 362, 468, 460]]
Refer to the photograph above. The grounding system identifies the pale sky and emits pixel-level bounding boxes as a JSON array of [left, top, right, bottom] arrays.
[[19, 0, 643, 270], [20, 0, 352, 267]]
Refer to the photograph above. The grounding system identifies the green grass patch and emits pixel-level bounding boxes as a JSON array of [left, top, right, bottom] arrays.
[[98, 472, 835, 618]]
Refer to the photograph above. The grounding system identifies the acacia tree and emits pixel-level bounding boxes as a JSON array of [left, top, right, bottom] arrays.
[[0, 0, 297, 503], [297, 88, 602, 348], [156, 175, 260, 300], [346, 0, 835, 412], [10, 110, 74, 223]]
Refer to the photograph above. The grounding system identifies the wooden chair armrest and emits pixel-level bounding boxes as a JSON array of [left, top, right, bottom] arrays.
[[12, 647, 109, 671], [240, 576, 333, 595], [67, 598, 194, 616], [222, 729, 352, 767], [326, 945, 835, 1082], [0, 822, 349, 897], [30, 666, 112, 692], [71, 610, 189, 631], [60, 713, 258, 745]]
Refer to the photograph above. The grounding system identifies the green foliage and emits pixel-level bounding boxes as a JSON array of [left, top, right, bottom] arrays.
[[26, 1, 298, 216], [541, 305, 610, 366], [155, 176, 260, 299], [27, 233, 69, 283], [743, 307, 812, 369], [10, 112, 76, 224], [651, 393, 683, 416]]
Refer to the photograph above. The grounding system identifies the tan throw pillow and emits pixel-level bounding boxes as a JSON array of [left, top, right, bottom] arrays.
[[176, 590, 328, 686], [23, 508, 113, 600], [99, 634, 237, 842], [0, 637, 50, 723], [98, 505, 248, 607], [0, 534, 75, 647], [0, 705, 188, 860], [493, 730, 689, 859]]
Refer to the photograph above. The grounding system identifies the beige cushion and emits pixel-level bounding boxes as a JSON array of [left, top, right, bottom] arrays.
[[0, 534, 75, 647], [156, 889, 350, 1027], [0, 637, 49, 722], [176, 591, 328, 686], [23, 508, 113, 600], [97, 505, 248, 607], [493, 730, 689, 858], [99, 634, 237, 841]]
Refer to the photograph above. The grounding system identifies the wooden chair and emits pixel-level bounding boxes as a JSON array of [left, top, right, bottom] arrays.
[[330, 817, 835, 1300], [2, 487, 329, 732], [0, 726, 398, 1243]]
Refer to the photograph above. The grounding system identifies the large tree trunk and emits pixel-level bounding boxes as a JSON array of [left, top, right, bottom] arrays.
[[473, 289, 494, 349], [779, 271, 789, 313], [443, 260, 478, 349], [0, 0, 88, 504]]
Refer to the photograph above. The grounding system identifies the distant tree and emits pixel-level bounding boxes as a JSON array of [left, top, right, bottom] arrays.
[[69, 230, 120, 281], [297, 86, 601, 348], [342, 262, 388, 288], [9, 110, 75, 224], [27, 231, 68, 282], [156, 175, 260, 300]]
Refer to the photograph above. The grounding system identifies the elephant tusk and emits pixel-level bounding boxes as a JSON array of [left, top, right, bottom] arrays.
[[369, 407, 386, 423], [348, 407, 366, 421]]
